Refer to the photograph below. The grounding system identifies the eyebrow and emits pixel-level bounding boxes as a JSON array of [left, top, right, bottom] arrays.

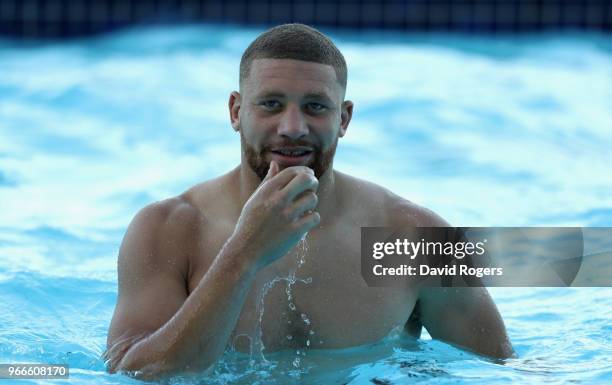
[[255, 91, 335, 105], [304, 92, 335, 105]]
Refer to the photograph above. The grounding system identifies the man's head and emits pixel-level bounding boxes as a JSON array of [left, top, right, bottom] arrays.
[[230, 23, 353, 180]]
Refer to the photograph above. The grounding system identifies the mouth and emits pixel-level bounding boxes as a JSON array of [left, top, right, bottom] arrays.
[[269, 147, 314, 166]]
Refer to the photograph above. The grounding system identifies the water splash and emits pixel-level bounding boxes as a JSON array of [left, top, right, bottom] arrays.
[[250, 235, 313, 365]]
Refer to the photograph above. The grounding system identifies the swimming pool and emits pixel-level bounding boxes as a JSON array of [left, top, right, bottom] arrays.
[[0, 25, 611, 384]]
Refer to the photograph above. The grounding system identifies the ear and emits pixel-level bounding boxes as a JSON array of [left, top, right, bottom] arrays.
[[229, 91, 242, 132], [338, 100, 353, 138]]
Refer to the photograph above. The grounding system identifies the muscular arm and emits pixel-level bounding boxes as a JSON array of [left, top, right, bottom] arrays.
[[418, 287, 514, 359], [390, 198, 514, 359], [104, 164, 320, 380], [104, 200, 259, 380]]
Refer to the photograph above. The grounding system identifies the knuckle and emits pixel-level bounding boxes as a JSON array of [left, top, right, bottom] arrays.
[[301, 211, 320, 230], [312, 211, 321, 223], [310, 192, 318, 206], [309, 176, 319, 188], [291, 167, 302, 176], [275, 190, 289, 204], [297, 172, 310, 182], [265, 194, 281, 209]]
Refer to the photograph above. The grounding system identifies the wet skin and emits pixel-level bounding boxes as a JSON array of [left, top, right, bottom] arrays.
[[105, 59, 513, 379]]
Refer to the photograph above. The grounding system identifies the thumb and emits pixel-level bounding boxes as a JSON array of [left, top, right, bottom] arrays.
[[263, 160, 279, 182]]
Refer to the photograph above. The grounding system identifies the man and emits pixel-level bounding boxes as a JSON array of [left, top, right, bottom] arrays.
[[105, 23, 513, 380]]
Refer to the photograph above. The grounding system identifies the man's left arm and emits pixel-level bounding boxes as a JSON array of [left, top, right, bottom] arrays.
[[390, 199, 514, 359], [417, 286, 515, 359]]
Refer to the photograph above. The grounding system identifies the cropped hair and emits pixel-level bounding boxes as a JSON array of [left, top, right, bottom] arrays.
[[239, 23, 347, 90]]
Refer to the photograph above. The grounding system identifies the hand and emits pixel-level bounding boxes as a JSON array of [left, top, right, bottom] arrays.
[[230, 161, 320, 270]]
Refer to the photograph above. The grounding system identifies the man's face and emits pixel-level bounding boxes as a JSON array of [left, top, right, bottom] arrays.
[[230, 58, 352, 180]]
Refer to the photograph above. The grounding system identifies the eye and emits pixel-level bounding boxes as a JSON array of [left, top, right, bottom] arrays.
[[306, 102, 327, 113], [259, 100, 282, 111]]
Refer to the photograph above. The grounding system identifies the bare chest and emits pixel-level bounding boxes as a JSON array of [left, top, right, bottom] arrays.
[[189, 224, 417, 353]]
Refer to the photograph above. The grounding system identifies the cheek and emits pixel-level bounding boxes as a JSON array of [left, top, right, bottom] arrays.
[[241, 130, 261, 149], [240, 116, 271, 149], [315, 132, 337, 152], [318, 120, 342, 147], [243, 109, 272, 131]]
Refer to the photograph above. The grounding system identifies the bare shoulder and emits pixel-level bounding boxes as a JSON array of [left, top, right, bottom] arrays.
[[181, 169, 241, 223], [109, 195, 206, 348], [119, 195, 206, 277], [127, 195, 205, 245], [334, 170, 450, 227], [119, 169, 238, 280], [385, 192, 450, 228]]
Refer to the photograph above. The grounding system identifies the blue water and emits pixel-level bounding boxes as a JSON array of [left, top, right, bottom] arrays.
[[1, 26, 612, 384]]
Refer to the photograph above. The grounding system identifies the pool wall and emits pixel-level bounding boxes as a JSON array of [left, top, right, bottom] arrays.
[[1, 0, 611, 39]]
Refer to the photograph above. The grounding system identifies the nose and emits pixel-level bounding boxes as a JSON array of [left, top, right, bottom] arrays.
[[277, 103, 308, 139]]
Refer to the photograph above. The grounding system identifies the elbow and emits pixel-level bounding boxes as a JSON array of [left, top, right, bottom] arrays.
[[495, 339, 517, 360], [114, 360, 177, 382], [105, 345, 181, 381], [474, 336, 516, 360], [104, 338, 216, 381], [103, 339, 133, 375], [114, 357, 216, 382], [103, 335, 178, 380], [106, 350, 182, 381]]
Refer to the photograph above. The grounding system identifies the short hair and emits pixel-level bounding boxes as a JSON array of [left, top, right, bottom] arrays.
[[239, 23, 347, 91]]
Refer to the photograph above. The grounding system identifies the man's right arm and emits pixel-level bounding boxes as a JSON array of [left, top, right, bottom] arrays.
[[104, 162, 320, 380], [104, 199, 261, 380]]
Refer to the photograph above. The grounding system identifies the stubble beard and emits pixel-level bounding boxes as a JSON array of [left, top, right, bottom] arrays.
[[240, 131, 337, 180]]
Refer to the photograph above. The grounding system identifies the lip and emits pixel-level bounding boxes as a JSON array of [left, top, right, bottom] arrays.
[[268, 147, 314, 166]]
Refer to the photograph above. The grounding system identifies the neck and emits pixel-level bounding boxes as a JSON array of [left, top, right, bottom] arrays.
[[236, 161, 337, 223]]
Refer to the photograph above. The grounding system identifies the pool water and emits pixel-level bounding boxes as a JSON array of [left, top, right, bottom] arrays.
[[1, 25, 611, 384]]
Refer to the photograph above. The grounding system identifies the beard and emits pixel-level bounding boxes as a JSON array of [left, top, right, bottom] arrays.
[[240, 131, 337, 180]]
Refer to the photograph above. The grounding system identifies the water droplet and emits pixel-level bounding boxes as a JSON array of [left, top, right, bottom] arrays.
[[251, 233, 310, 362], [309, 330, 315, 335], [301, 313, 311, 325], [306, 339, 310, 347], [287, 335, 293, 340], [293, 357, 301, 368]]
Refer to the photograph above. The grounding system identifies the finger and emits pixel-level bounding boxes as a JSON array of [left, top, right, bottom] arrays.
[[285, 191, 318, 221], [260, 166, 315, 194], [262, 160, 280, 182], [280, 172, 318, 203], [292, 210, 320, 232]]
